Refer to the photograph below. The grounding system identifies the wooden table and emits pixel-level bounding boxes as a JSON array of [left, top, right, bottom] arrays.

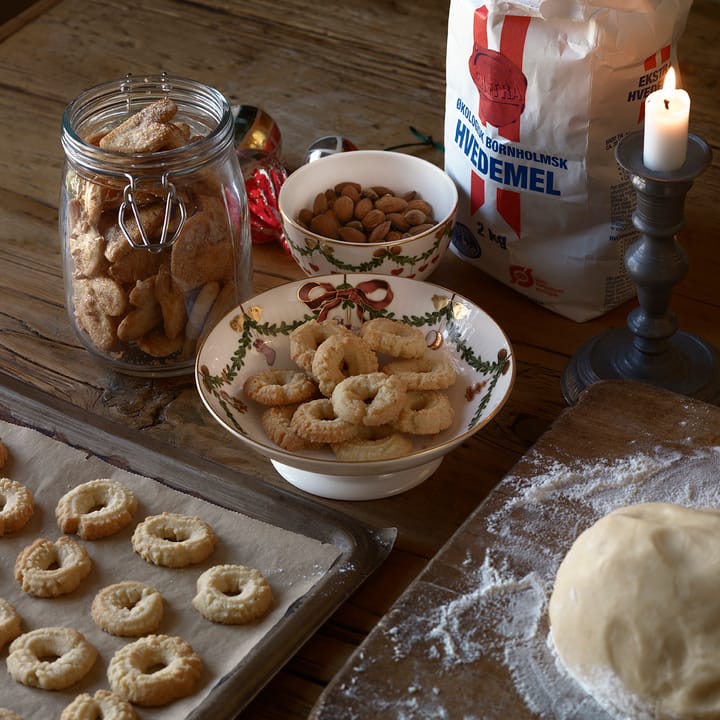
[[1, 1, 718, 717], [310, 379, 720, 718]]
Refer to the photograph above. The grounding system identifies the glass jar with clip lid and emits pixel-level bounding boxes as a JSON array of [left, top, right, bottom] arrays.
[[59, 73, 252, 376]]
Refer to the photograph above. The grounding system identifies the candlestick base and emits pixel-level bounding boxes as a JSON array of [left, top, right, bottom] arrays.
[[561, 327, 720, 405], [561, 131, 718, 406]]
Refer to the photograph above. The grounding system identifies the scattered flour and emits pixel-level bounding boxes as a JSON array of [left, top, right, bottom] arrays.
[[493, 444, 720, 719], [318, 442, 720, 719]]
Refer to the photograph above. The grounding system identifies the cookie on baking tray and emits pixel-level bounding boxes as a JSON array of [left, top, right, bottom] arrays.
[[0, 598, 21, 651], [91, 581, 164, 637], [192, 564, 273, 625], [61, 689, 137, 720], [7, 626, 97, 690], [15, 536, 92, 597], [131, 512, 216, 567], [55, 478, 138, 540], [107, 633, 203, 706], [0, 478, 34, 536]]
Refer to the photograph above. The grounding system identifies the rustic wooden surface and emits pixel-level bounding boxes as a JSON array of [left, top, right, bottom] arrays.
[[0, 1, 718, 717], [311, 380, 720, 718]]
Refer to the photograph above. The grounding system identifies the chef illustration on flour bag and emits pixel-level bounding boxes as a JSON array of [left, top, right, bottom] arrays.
[[444, 0, 693, 321]]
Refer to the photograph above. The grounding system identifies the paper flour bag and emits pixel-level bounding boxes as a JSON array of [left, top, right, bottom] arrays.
[[445, 0, 693, 321]]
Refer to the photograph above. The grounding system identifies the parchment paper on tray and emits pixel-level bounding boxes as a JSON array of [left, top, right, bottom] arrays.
[[0, 419, 342, 720]]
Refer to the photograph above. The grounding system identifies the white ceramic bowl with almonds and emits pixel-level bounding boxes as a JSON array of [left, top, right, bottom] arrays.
[[195, 273, 514, 501], [278, 150, 458, 281]]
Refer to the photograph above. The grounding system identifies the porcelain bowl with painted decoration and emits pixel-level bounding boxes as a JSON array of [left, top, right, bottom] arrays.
[[278, 150, 458, 281], [195, 273, 514, 501]]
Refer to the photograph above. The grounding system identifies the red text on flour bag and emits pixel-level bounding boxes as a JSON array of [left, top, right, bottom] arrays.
[[444, 0, 693, 321]]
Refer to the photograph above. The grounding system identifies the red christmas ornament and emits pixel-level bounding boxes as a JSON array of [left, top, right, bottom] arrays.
[[243, 154, 289, 249], [232, 105, 289, 248]]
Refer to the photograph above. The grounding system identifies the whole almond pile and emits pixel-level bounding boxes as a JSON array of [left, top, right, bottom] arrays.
[[297, 182, 437, 243]]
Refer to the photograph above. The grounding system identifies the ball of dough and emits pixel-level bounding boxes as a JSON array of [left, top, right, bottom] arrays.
[[549, 502, 720, 719]]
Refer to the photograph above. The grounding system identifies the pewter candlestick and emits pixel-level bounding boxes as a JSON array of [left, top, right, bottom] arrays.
[[561, 131, 720, 405]]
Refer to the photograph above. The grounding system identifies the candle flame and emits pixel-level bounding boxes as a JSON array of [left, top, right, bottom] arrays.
[[663, 67, 677, 92]]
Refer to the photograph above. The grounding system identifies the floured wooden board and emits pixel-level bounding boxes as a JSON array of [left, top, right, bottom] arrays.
[[310, 380, 720, 719], [0, 373, 394, 720]]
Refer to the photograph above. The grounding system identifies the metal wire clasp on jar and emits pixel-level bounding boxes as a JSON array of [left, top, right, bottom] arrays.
[[59, 73, 252, 376]]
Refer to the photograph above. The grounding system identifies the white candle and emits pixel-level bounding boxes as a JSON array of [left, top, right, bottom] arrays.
[[642, 67, 690, 172]]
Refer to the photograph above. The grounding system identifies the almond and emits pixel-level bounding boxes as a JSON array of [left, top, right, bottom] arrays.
[[312, 192, 328, 215], [298, 208, 313, 227], [335, 181, 361, 195], [333, 195, 354, 224], [339, 226, 367, 243], [340, 184, 361, 202], [368, 220, 391, 243], [404, 209, 427, 226], [406, 199, 433, 215], [354, 197, 374, 220], [310, 211, 339, 239], [375, 195, 408, 214], [387, 212, 410, 232], [361, 208, 386, 231], [407, 222, 435, 235]]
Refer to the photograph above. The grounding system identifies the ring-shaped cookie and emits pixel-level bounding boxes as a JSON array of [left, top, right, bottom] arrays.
[[391, 390, 455, 435], [359, 317, 426, 359], [192, 564, 274, 624], [331, 427, 413, 461], [243, 369, 317, 406], [107, 634, 203, 707], [61, 690, 137, 720], [261, 404, 323, 451], [56, 478, 137, 540], [290, 398, 362, 444], [91, 581, 164, 637], [0, 478, 34, 536], [289, 319, 352, 372], [382, 353, 457, 391], [7, 627, 97, 690], [15, 536, 92, 597], [0, 598, 21, 650], [131, 512, 216, 568], [311, 334, 378, 397], [331, 372, 407, 426]]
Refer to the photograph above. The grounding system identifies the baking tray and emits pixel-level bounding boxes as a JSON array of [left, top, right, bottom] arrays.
[[0, 371, 395, 719]]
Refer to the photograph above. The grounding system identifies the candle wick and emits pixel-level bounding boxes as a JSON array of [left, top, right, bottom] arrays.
[[664, 98, 670, 110]]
